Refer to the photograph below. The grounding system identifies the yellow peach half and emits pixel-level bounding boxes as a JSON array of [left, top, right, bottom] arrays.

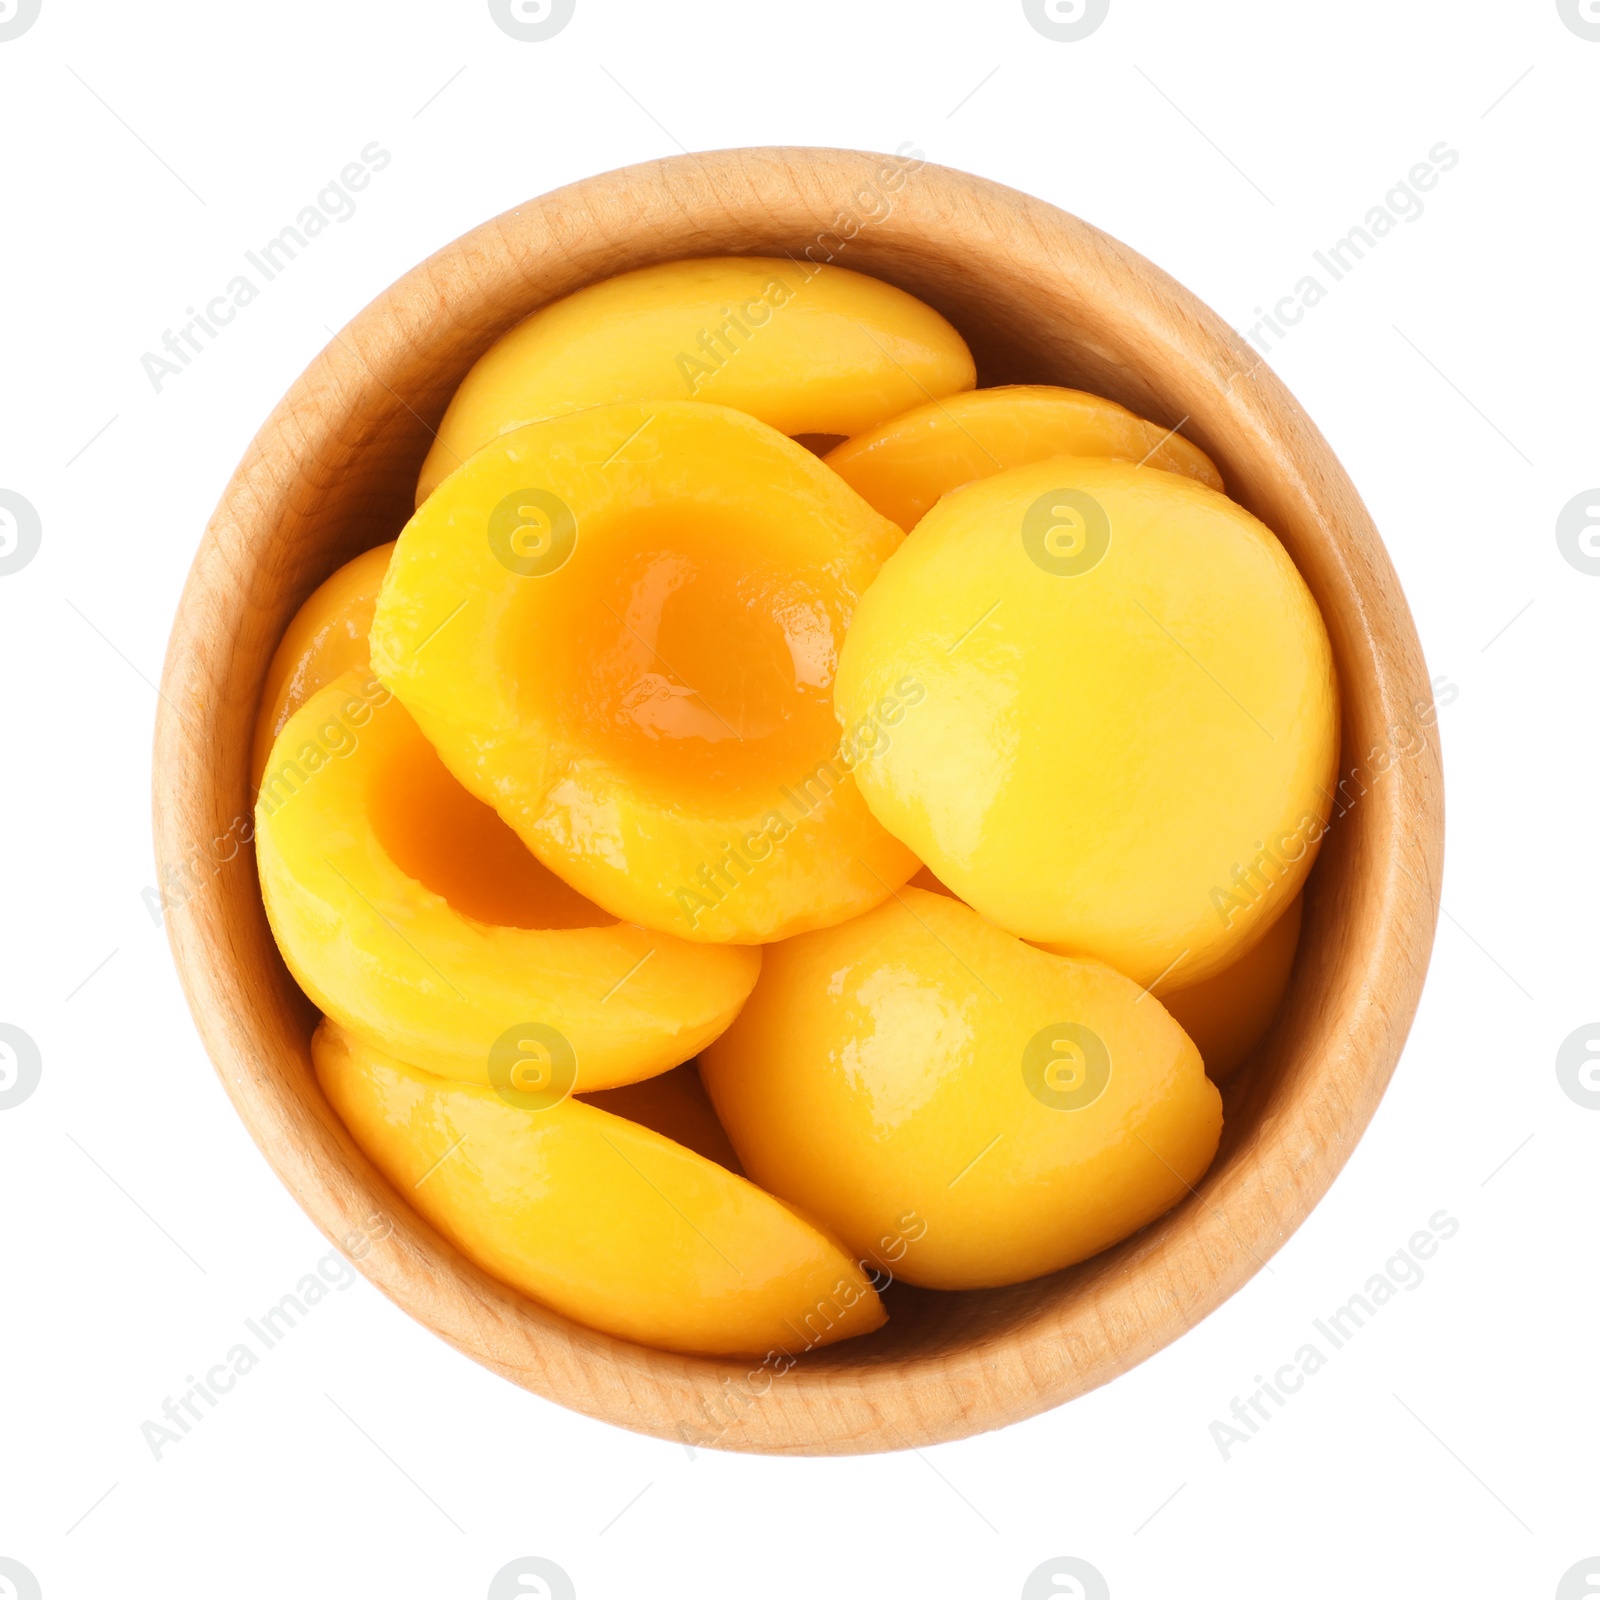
[[1162, 893, 1303, 1080], [251, 541, 395, 785], [315, 1020, 886, 1358], [373, 400, 919, 944], [256, 672, 759, 1089], [835, 456, 1339, 989], [700, 888, 1222, 1290], [825, 385, 1224, 532], [416, 257, 976, 504]]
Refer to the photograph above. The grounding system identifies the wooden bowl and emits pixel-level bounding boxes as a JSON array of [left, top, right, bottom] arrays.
[[154, 147, 1443, 1454]]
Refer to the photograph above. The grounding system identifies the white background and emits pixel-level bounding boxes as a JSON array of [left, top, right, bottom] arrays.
[[1, 1, 1595, 1596]]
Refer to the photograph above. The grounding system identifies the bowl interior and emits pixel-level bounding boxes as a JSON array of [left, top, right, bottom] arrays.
[[156, 148, 1442, 1453]]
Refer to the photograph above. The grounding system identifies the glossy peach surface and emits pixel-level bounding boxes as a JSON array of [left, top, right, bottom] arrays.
[[701, 888, 1222, 1290], [251, 541, 395, 784], [417, 257, 975, 503], [373, 400, 918, 944], [256, 673, 759, 1089], [581, 1060, 742, 1173], [825, 385, 1223, 532], [835, 456, 1339, 989], [1163, 893, 1303, 1080], [315, 1021, 884, 1357]]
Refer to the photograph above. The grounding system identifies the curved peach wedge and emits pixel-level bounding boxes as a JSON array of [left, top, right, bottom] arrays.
[[256, 672, 759, 1089], [251, 541, 395, 784], [825, 385, 1224, 532], [701, 889, 1222, 1291], [373, 400, 919, 944], [1162, 893, 1303, 1080], [835, 456, 1339, 989], [416, 257, 976, 504], [315, 1020, 886, 1358]]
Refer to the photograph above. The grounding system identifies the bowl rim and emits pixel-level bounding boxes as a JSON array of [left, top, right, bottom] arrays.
[[153, 145, 1444, 1455]]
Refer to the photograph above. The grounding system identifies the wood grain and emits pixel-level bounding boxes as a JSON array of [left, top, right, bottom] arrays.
[[152, 147, 1444, 1454]]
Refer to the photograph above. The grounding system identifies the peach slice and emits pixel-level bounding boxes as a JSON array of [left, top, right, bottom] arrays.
[[416, 257, 975, 504], [825, 384, 1224, 532], [251, 541, 395, 785], [1163, 893, 1304, 1080], [701, 889, 1221, 1291], [835, 456, 1338, 989], [580, 1060, 742, 1174], [256, 672, 758, 1089], [315, 1020, 885, 1358], [373, 400, 919, 944]]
